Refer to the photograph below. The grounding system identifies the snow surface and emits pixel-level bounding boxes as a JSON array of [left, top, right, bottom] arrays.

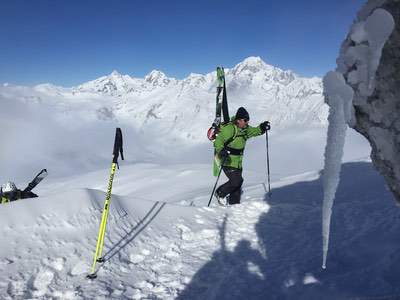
[[1, 160, 400, 299]]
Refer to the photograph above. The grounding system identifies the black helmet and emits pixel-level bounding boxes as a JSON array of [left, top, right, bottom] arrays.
[[235, 107, 249, 121]]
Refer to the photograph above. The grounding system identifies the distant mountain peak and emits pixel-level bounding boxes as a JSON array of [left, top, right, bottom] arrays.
[[145, 70, 166, 81], [145, 70, 171, 86], [110, 70, 122, 77], [242, 56, 266, 66], [188, 73, 203, 78], [232, 56, 273, 75]]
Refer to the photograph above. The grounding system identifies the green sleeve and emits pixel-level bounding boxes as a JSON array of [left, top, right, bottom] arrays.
[[246, 124, 263, 139], [214, 125, 235, 153]]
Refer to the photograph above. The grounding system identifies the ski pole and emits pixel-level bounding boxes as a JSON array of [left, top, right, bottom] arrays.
[[87, 128, 124, 279], [208, 155, 227, 207], [265, 129, 272, 197]]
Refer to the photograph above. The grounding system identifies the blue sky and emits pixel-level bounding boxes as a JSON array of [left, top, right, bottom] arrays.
[[0, 0, 365, 86]]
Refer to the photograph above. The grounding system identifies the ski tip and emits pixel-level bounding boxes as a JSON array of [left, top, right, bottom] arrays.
[[86, 273, 97, 280], [322, 265, 326, 270]]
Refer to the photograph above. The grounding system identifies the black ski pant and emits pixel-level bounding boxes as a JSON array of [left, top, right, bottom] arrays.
[[216, 167, 243, 205]]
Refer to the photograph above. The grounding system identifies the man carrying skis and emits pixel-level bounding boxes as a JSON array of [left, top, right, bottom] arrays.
[[214, 107, 270, 205]]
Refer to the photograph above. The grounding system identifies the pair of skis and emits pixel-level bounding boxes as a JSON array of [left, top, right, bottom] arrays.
[[87, 128, 124, 279], [207, 67, 230, 176], [24, 169, 48, 194]]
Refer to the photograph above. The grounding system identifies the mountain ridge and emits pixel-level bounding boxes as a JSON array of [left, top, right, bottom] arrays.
[[0, 56, 328, 144]]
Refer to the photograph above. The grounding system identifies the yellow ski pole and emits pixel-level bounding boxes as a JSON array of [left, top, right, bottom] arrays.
[[87, 128, 124, 279], [96, 163, 117, 261]]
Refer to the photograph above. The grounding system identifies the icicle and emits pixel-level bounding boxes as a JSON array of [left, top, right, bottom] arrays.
[[322, 72, 354, 269]]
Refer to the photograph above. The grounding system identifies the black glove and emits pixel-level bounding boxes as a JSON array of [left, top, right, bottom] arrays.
[[219, 148, 229, 161], [260, 121, 271, 133]]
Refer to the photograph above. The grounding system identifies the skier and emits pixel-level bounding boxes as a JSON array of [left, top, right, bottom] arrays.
[[214, 107, 270, 205], [0, 181, 38, 204], [0, 169, 47, 204]]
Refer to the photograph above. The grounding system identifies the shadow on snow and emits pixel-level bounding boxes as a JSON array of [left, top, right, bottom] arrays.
[[177, 162, 400, 300]]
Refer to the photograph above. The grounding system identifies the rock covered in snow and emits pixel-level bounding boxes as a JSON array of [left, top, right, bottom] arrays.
[[326, 0, 399, 202]]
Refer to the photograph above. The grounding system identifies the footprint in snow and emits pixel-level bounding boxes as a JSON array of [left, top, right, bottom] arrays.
[[165, 247, 180, 259], [70, 261, 89, 276], [195, 214, 205, 224], [141, 249, 151, 256], [123, 286, 143, 299], [199, 207, 216, 213], [129, 254, 145, 264], [51, 290, 77, 299], [31, 269, 54, 297], [7, 280, 25, 298], [43, 257, 65, 271], [151, 262, 169, 272], [176, 224, 194, 241], [200, 229, 219, 239], [137, 280, 154, 290]]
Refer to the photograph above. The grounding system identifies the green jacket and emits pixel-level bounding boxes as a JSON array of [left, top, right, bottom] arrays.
[[214, 121, 263, 169], [1, 196, 9, 204]]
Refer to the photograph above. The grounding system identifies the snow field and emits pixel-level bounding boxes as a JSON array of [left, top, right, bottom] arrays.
[[0, 164, 270, 299], [1, 160, 400, 299]]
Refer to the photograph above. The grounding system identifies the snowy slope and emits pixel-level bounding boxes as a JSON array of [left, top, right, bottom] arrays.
[[1, 160, 400, 299]]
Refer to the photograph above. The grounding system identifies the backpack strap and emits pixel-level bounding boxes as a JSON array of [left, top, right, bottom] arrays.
[[223, 123, 238, 148]]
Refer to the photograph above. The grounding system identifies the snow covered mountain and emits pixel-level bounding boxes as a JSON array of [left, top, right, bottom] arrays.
[[2, 56, 373, 185], [0, 57, 327, 145]]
